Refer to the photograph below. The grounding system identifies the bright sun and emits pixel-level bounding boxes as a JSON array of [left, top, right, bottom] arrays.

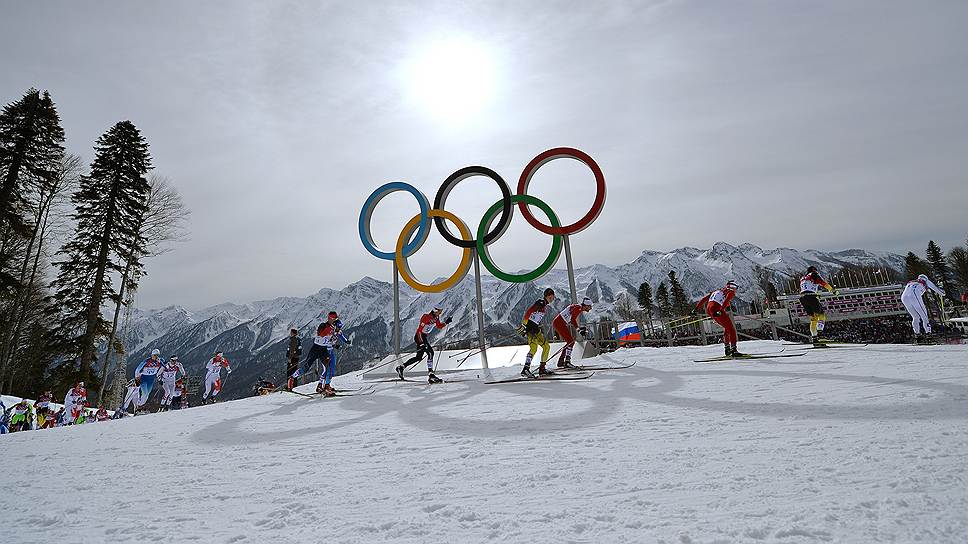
[[401, 37, 500, 125]]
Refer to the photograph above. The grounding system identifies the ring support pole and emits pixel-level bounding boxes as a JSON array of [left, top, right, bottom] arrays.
[[563, 234, 578, 304], [392, 260, 400, 355], [473, 249, 489, 369]]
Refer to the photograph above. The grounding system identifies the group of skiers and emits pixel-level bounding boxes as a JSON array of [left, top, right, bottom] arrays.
[[122, 349, 233, 414], [4, 268, 957, 432], [389, 289, 595, 381], [1, 383, 114, 434], [690, 266, 956, 357], [1, 348, 236, 433]]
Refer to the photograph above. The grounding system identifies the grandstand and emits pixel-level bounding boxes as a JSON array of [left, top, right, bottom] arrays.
[[777, 284, 910, 323]]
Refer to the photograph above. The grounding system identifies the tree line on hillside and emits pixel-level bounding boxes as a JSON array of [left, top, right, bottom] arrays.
[[0, 88, 188, 402], [613, 238, 968, 326]]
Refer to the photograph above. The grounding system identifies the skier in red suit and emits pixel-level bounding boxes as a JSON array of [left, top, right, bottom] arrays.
[[694, 280, 744, 357], [551, 297, 593, 369]]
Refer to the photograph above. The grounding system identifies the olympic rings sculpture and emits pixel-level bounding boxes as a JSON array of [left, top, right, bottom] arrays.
[[358, 147, 605, 293]]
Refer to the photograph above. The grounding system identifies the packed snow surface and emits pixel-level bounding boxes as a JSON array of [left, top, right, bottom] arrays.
[[2, 341, 967, 543]]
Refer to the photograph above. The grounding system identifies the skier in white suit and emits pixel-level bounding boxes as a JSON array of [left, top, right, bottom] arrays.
[[901, 274, 945, 341]]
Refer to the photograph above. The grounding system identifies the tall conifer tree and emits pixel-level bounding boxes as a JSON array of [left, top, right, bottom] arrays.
[[51, 121, 151, 384], [655, 282, 671, 319], [925, 240, 954, 299], [667, 271, 690, 316], [0, 89, 65, 292]]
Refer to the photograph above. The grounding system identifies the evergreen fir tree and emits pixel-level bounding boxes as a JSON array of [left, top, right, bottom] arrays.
[[926, 241, 955, 299], [0, 89, 65, 292], [51, 121, 151, 385], [655, 282, 671, 319], [947, 244, 968, 295], [667, 271, 689, 316], [903, 252, 930, 280], [637, 282, 653, 317], [637, 281, 654, 334]]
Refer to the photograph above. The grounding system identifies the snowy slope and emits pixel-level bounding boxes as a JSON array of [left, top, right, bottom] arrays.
[[117, 243, 906, 400], [3, 341, 966, 543]]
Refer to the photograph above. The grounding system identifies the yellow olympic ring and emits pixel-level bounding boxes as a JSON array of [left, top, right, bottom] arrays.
[[395, 209, 472, 293]]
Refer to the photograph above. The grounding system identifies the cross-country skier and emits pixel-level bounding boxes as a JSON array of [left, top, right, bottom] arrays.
[[798, 266, 837, 345], [135, 349, 164, 410], [171, 378, 184, 409], [8, 399, 33, 432], [35, 390, 52, 410], [551, 297, 593, 369], [901, 273, 945, 343], [519, 288, 556, 378], [63, 382, 88, 425], [202, 351, 232, 403], [0, 398, 8, 434], [289, 312, 350, 395], [695, 280, 745, 357], [158, 356, 186, 411], [122, 377, 141, 414], [286, 328, 301, 388], [396, 307, 451, 384]]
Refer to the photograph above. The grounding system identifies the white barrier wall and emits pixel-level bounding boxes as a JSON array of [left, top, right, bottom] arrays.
[[361, 340, 596, 377]]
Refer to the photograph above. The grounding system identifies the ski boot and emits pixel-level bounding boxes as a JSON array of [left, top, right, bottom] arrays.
[[520, 365, 536, 379], [812, 336, 828, 348], [323, 384, 337, 397], [537, 365, 555, 376], [395, 365, 406, 380], [557, 359, 578, 370], [724, 344, 733, 357], [729, 344, 749, 358], [316, 382, 326, 394], [286, 376, 295, 391], [428, 373, 443, 384]]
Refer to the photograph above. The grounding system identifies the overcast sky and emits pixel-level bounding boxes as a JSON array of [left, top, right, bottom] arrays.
[[3, 1, 967, 309]]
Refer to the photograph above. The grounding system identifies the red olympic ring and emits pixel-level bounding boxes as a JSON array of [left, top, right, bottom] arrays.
[[517, 147, 606, 236]]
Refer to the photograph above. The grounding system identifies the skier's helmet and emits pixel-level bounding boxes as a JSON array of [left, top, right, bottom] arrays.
[[581, 297, 593, 308], [214, 350, 223, 358], [725, 280, 738, 291], [433, 306, 443, 313], [544, 288, 555, 298], [328, 311, 338, 319], [807, 266, 818, 274], [290, 328, 298, 334], [917, 274, 929, 283], [151, 348, 160, 356]]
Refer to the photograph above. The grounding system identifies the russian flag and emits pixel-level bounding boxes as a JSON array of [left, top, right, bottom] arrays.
[[615, 322, 640, 345]]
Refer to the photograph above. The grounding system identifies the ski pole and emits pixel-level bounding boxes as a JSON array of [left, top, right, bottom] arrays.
[[360, 353, 409, 376], [669, 316, 710, 329]]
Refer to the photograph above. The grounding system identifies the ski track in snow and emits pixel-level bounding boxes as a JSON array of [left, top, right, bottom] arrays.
[[2, 341, 967, 543]]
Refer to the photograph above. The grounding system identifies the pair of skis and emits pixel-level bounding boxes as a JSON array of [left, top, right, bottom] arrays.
[[283, 385, 375, 398], [782, 341, 869, 349], [693, 351, 805, 363], [483, 362, 634, 384]]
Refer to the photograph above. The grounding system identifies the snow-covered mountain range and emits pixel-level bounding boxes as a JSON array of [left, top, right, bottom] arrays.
[[121, 242, 904, 398]]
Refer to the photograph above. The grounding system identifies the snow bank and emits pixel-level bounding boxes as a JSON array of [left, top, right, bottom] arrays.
[[2, 341, 966, 543]]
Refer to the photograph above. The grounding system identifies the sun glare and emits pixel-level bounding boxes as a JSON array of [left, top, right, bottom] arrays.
[[400, 37, 500, 125]]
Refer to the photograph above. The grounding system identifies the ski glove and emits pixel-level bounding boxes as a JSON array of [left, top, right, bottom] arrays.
[[577, 326, 588, 337], [712, 310, 723, 317], [445, 317, 453, 324], [516, 325, 527, 336]]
